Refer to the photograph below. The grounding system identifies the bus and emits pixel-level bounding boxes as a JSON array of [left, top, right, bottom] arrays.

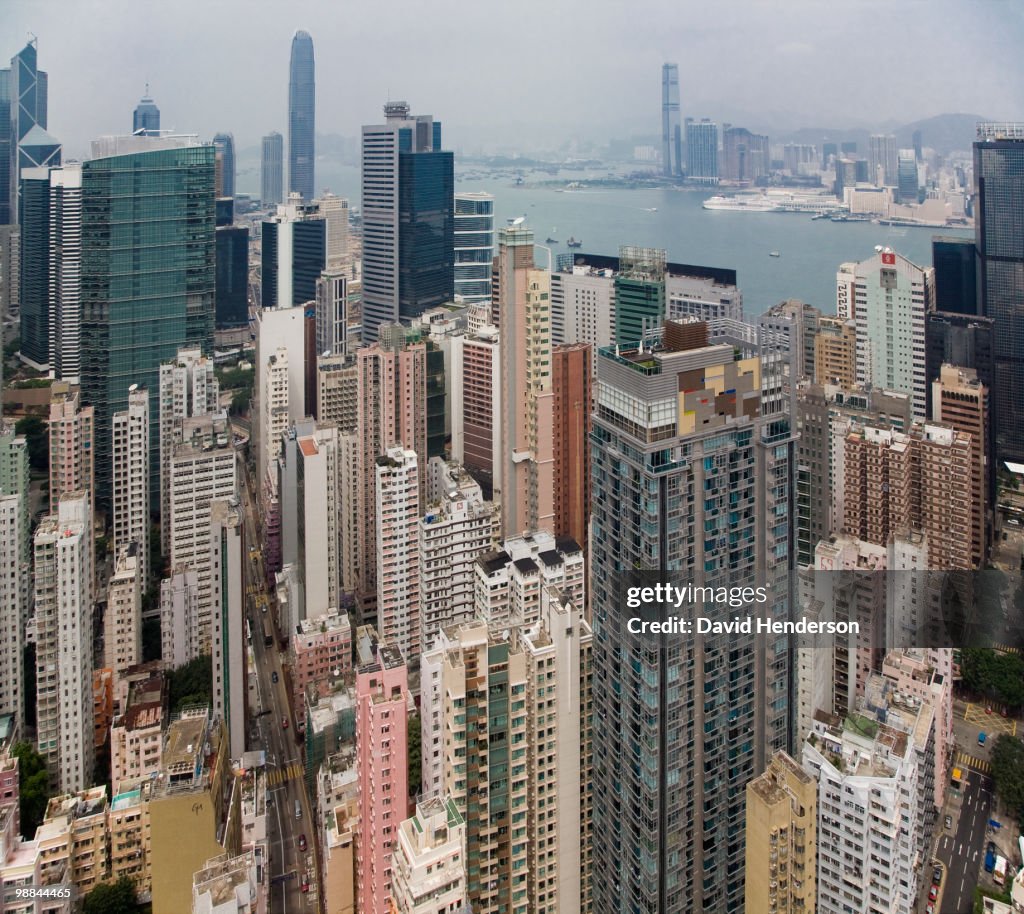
[[262, 615, 274, 648]]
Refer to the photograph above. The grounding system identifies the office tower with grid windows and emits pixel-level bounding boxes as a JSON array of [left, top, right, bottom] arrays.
[[261, 131, 284, 206], [661, 63, 682, 177], [288, 31, 315, 201]]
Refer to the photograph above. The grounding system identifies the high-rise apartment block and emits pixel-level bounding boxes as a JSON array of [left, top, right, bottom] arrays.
[[0, 433, 29, 731], [425, 586, 591, 914], [291, 610, 352, 711], [590, 321, 792, 914], [315, 269, 350, 358], [288, 31, 316, 201], [745, 751, 817, 914], [454, 192, 494, 304], [110, 671, 166, 794], [843, 422, 977, 569], [375, 446, 421, 663], [849, 249, 933, 418], [167, 414, 237, 654], [814, 316, 857, 387], [868, 133, 897, 185], [261, 131, 284, 206], [932, 364, 989, 566], [390, 796, 468, 914], [355, 630, 410, 914], [975, 123, 1024, 464], [686, 118, 719, 183], [361, 102, 454, 341], [160, 566, 200, 668], [159, 347, 219, 549], [551, 343, 591, 551], [418, 459, 498, 655], [661, 63, 682, 177], [495, 222, 555, 538], [209, 497, 246, 759], [722, 127, 770, 183], [105, 544, 142, 680], [449, 323, 500, 496], [48, 383, 94, 513], [34, 492, 94, 792], [112, 385, 150, 587]]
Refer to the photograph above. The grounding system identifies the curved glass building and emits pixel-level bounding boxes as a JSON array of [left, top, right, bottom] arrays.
[[288, 30, 315, 201]]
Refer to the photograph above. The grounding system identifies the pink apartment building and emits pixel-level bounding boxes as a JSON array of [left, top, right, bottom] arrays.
[[356, 628, 410, 914], [291, 611, 353, 711]]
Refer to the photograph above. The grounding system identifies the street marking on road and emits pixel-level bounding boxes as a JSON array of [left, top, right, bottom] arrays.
[[957, 752, 991, 773], [267, 762, 303, 786]]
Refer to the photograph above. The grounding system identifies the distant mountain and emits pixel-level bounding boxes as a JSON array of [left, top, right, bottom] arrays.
[[774, 114, 989, 157], [892, 113, 989, 155]]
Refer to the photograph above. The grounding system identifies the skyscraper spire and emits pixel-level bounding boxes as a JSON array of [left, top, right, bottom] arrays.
[[288, 30, 315, 201]]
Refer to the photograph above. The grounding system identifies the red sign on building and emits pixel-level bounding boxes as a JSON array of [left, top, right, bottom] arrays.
[[881, 252, 896, 265]]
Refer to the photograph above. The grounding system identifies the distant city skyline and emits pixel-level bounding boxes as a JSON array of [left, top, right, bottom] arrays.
[[5, 0, 1023, 158]]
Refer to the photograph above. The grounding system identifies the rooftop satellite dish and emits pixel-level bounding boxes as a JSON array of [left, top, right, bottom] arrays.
[[874, 245, 883, 252], [511, 216, 526, 226], [129, 383, 138, 392]]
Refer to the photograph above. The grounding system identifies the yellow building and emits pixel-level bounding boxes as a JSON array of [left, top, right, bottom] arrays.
[[37, 787, 109, 894], [813, 317, 857, 388], [745, 751, 817, 914], [109, 778, 153, 898], [149, 710, 241, 914]]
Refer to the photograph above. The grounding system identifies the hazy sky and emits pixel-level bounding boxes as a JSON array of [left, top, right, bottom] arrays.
[[6, 0, 1024, 157]]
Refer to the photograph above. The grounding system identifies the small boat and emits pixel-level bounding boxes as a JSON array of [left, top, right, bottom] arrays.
[[769, 251, 781, 258], [545, 237, 558, 244], [566, 236, 582, 248]]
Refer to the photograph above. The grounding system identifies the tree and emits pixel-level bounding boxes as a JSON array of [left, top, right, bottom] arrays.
[[167, 655, 213, 713], [990, 734, 1024, 819], [14, 416, 48, 472], [407, 712, 422, 798], [11, 742, 51, 838], [960, 648, 1024, 710], [81, 877, 140, 914]]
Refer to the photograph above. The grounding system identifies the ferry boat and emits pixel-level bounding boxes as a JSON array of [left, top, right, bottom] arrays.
[[703, 194, 777, 212], [769, 251, 781, 258], [566, 237, 582, 248]]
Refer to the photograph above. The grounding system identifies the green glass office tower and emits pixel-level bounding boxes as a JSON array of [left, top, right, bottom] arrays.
[[79, 139, 216, 511]]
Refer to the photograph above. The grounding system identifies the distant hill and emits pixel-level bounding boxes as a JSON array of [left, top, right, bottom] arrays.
[[774, 113, 989, 157], [893, 113, 989, 155]]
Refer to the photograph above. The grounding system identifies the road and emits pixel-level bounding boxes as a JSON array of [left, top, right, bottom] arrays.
[[934, 765, 994, 913], [237, 437, 321, 914]]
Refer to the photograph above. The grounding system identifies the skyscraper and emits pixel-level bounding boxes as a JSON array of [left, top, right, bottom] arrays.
[[132, 88, 160, 136], [288, 31, 315, 201], [661, 63, 682, 177], [722, 127, 769, 183], [112, 385, 151, 587], [453, 191, 494, 304], [260, 195, 326, 309], [932, 235, 977, 315], [868, 133, 897, 186], [0, 433, 29, 732], [896, 148, 918, 203], [590, 320, 792, 914], [361, 102, 454, 342], [495, 222, 554, 538], [78, 135, 216, 511], [974, 123, 1024, 464], [213, 132, 236, 198], [2, 37, 49, 224], [261, 131, 284, 206], [686, 118, 719, 183]]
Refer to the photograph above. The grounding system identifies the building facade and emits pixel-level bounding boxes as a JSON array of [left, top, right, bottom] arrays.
[[288, 31, 316, 201]]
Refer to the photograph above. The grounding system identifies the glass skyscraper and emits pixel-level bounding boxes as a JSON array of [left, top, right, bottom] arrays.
[[661, 63, 682, 178], [590, 321, 792, 914], [1, 38, 49, 225], [213, 132, 236, 198], [261, 131, 284, 206], [361, 102, 454, 342], [288, 31, 315, 201], [974, 123, 1024, 464], [78, 137, 217, 509], [453, 192, 494, 305], [686, 119, 719, 183], [132, 89, 160, 136]]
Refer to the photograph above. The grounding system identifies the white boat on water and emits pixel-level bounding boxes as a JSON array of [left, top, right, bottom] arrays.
[[704, 191, 847, 215]]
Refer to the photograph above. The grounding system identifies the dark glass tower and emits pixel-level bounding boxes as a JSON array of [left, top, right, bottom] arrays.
[[288, 31, 315, 201], [2, 38, 49, 224], [17, 169, 51, 366], [78, 139, 216, 510], [974, 124, 1024, 464], [932, 235, 977, 316], [213, 132, 236, 198], [216, 224, 249, 329], [361, 102, 454, 342], [132, 89, 160, 136], [261, 131, 284, 206], [661, 63, 682, 177]]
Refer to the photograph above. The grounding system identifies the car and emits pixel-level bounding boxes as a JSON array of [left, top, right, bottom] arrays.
[[272, 671, 278, 683], [301, 877, 310, 894], [988, 841, 997, 856], [926, 905, 934, 914], [298, 833, 307, 852], [928, 886, 937, 902], [933, 866, 942, 885], [944, 814, 953, 830], [282, 717, 289, 729]]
